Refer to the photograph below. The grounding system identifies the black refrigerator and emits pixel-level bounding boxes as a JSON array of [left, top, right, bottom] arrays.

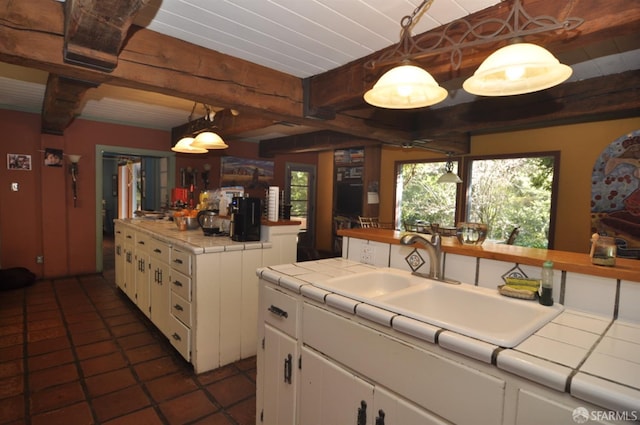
[[230, 197, 261, 241]]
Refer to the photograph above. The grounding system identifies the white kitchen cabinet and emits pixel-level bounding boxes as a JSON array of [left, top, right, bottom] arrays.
[[134, 232, 151, 317], [149, 239, 172, 338], [514, 388, 616, 425], [114, 224, 125, 290], [168, 245, 193, 361], [373, 386, 451, 425], [122, 230, 135, 301], [262, 324, 298, 425], [299, 346, 374, 425]]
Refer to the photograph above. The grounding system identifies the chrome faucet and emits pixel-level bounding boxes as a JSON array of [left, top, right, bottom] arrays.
[[400, 232, 442, 280]]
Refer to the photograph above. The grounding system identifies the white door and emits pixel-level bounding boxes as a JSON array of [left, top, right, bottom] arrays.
[[299, 346, 374, 425], [262, 324, 298, 425]]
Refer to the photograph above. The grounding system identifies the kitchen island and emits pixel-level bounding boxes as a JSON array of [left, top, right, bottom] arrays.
[[255, 228, 640, 424], [114, 218, 300, 373]]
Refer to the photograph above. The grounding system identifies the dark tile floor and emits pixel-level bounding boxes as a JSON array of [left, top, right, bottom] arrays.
[[0, 239, 257, 425]]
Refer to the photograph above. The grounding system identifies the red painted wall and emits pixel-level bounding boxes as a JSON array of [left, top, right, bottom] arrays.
[[0, 109, 317, 278]]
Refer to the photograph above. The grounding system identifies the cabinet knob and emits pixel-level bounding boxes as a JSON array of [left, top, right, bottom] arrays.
[[172, 333, 181, 341]]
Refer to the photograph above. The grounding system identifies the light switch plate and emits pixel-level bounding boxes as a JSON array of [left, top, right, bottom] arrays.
[[11, 182, 18, 191]]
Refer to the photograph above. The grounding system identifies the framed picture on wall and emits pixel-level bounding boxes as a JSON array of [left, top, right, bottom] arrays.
[[7, 154, 32, 170], [221, 156, 274, 190], [44, 148, 63, 167]]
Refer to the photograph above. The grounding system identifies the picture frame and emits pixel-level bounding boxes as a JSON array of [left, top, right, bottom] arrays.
[[221, 156, 274, 190], [7, 154, 32, 170], [44, 148, 63, 167]]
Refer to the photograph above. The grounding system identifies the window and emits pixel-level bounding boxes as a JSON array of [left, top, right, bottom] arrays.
[[395, 152, 558, 248], [464, 154, 558, 248], [395, 160, 460, 230], [285, 163, 316, 245]]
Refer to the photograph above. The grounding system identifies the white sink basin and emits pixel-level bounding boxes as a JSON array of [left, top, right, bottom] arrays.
[[315, 269, 431, 299], [376, 283, 563, 347]]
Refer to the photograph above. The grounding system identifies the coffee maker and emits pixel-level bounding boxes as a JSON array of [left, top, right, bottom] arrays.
[[230, 197, 261, 241]]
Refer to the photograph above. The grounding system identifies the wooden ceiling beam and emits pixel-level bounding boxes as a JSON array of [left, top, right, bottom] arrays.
[[63, 0, 149, 71], [41, 74, 97, 134]]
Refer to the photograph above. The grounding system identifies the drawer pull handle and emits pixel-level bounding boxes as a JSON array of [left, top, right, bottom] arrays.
[[268, 305, 288, 318], [357, 400, 367, 425], [172, 333, 181, 341], [154, 248, 161, 253], [284, 354, 292, 384], [375, 410, 385, 425], [138, 241, 145, 245], [126, 235, 132, 239], [173, 280, 183, 287], [174, 259, 183, 265], [174, 304, 184, 311]]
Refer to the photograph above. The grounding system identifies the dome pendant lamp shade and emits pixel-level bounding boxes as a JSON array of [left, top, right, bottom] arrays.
[[192, 131, 229, 150], [364, 63, 448, 109], [171, 137, 208, 154], [463, 43, 573, 96]]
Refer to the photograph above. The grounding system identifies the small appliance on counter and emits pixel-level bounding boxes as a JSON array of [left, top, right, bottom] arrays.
[[230, 196, 261, 241], [197, 209, 221, 236]]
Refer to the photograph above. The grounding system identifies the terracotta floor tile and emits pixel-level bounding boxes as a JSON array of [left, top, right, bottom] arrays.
[[28, 349, 75, 372], [29, 380, 86, 414], [206, 374, 256, 407], [0, 306, 23, 319], [27, 318, 64, 332], [30, 401, 93, 425], [235, 357, 256, 372], [29, 363, 79, 392], [75, 340, 119, 360], [27, 309, 62, 322], [134, 356, 182, 382], [190, 411, 237, 425], [71, 328, 111, 346], [124, 343, 166, 364], [27, 326, 67, 343], [0, 394, 25, 423], [101, 306, 134, 318], [92, 385, 151, 422], [67, 319, 106, 335], [110, 321, 148, 338], [63, 311, 101, 325], [0, 358, 23, 379], [102, 407, 164, 425], [145, 372, 199, 402], [196, 364, 238, 386], [85, 368, 136, 398], [27, 336, 70, 356], [0, 345, 24, 362], [158, 390, 218, 424], [0, 333, 23, 349], [0, 375, 23, 399], [104, 312, 138, 328], [117, 332, 157, 350], [226, 396, 256, 425], [0, 322, 22, 337], [26, 302, 58, 314], [80, 351, 127, 377]]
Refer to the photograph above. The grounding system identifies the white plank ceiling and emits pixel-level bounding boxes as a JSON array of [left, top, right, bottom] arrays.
[[0, 0, 638, 138]]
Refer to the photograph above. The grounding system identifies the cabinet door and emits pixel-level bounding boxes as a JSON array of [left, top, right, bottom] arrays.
[[135, 250, 151, 318], [150, 260, 171, 337], [261, 324, 297, 425], [299, 347, 374, 425], [114, 230, 125, 290], [123, 241, 136, 301], [373, 386, 450, 425]]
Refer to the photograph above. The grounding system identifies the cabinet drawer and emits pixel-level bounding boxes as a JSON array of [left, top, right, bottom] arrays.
[[262, 285, 298, 338], [167, 316, 191, 361], [170, 269, 191, 301], [124, 228, 135, 243], [171, 247, 191, 276], [171, 292, 192, 327], [148, 239, 171, 264], [135, 232, 151, 250]]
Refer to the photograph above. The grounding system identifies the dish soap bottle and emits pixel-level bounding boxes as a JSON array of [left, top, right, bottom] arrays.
[[539, 260, 554, 306]]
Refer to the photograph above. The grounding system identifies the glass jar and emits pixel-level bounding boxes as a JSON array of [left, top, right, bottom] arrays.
[[590, 234, 616, 266]]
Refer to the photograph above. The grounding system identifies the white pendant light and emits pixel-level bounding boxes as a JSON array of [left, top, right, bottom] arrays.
[[463, 42, 573, 96], [171, 137, 208, 154], [364, 63, 448, 109], [437, 156, 462, 184], [192, 131, 229, 150]]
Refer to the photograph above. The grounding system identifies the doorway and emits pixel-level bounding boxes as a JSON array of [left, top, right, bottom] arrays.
[[95, 145, 175, 272], [285, 162, 316, 249]]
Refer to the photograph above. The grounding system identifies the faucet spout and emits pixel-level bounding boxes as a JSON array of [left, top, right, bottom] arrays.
[[400, 232, 442, 280]]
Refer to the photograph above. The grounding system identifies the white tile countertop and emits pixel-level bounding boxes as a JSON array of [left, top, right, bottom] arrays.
[[117, 218, 272, 254], [257, 258, 640, 413]]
